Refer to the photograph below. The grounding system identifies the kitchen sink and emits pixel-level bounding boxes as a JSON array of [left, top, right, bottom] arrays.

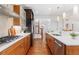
[[52, 34, 61, 36]]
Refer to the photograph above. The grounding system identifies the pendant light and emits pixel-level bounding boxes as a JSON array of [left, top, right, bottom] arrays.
[[57, 16, 60, 22], [56, 6, 60, 22], [63, 12, 66, 19]]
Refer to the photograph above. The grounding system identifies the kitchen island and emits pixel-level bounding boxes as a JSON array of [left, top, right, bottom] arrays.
[[0, 33, 31, 55], [46, 32, 79, 55]]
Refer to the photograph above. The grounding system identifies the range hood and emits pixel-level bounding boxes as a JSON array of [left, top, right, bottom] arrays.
[[0, 5, 20, 18]]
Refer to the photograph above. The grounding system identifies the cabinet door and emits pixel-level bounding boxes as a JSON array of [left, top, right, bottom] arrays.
[[13, 5, 20, 14], [13, 39, 25, 55], [27, 35, 31, 51], [46, 34, 55, 54], [1, 39, 26, 55], [7, 41, 25, 55], [13, 5, 20, 25], [66, 46, 79, 55], [54, 40, 65, 55], [24, 36, 29, 53], [24, 35, 31, 54], [13, 18, 20, 25], [12, 42, 26, 55]]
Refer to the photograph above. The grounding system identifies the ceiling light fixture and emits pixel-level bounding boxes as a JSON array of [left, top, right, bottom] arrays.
[[73, 5, 78, 14], [63, 12, 66, 19], [57, 16, 60, 21], [56, 6, 60, 22], [48, 8, 52, 11]]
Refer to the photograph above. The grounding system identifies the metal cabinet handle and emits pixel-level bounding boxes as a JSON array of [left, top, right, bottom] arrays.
[[55, 40, 62, 47]]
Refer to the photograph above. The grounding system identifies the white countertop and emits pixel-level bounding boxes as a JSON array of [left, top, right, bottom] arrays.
[[0, 33, 30, 52], [47, 32, 79, 46]]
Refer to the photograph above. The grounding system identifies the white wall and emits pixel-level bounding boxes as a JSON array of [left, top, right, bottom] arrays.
[[0, 5, 14, 37], [0, 16, 13, 37]]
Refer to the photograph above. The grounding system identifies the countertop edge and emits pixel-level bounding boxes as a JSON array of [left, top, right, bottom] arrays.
[[46, 32, 79, 46]]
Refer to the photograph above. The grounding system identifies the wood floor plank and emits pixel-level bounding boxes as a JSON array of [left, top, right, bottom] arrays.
[[27, 39, 51, 55]]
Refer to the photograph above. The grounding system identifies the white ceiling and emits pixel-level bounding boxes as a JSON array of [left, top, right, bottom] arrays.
[[22, 4, 79, 17]]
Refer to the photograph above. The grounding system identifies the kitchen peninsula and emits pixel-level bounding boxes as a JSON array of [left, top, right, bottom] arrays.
[[46, 32, 79, 55]]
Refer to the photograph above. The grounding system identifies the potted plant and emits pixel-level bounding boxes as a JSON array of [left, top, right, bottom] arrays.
[[70, 33, 78, 39]]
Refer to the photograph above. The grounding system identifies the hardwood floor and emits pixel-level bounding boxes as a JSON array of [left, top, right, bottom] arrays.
[[27, 38, 51, 55]]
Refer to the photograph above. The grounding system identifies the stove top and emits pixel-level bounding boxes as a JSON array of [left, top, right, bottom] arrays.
[[0, 36, 21, 44]]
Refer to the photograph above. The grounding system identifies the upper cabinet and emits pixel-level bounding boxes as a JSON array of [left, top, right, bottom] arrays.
[[13, 5, 26, 26], [0, 4, 20, 18], [13, 5, 20, 25], [0, 4, 26, 26], [13, 5, 20, 15]]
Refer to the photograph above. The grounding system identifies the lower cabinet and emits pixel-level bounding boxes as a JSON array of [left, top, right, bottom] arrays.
[[46, 33, 65, 55], [24, 35, 31, 54], [0, 34, 31, 55], [66, 46, 79, 55], [46, 33, 55, 54], [46, 33, 79, 55], [54, 40, 79, 55], [54, 40, 65, 55]]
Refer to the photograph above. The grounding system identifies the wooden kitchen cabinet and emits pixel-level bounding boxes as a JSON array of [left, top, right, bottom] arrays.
[[0, 34, 31, 55], [13, 5, 20, 14], [46, 33, 65, 55], [66, 46, 79, 55], [54, 40, 65, 55], [13, 5, 20, 25], [46, 33, 79, 55], [46, 33, 55, 54], [24, 34, 31, 54], [1, 38, 26, 55]]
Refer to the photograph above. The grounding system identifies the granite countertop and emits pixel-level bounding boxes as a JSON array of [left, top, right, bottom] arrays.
[[0, 33, 30, 52], [47, 32, 79, 46]]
